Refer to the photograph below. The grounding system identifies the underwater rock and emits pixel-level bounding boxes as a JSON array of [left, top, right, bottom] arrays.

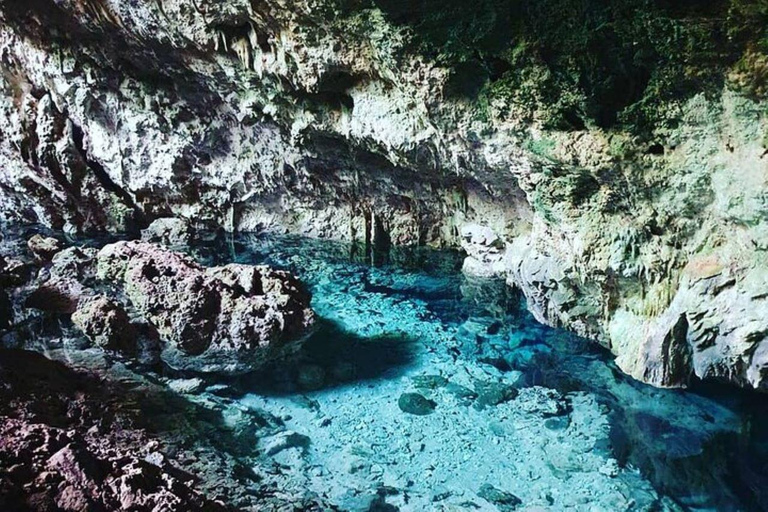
[[260, 431, 311, 457], [166, 378, 205, 395], [71, 295, 137, 354], [473, 380, 519, 409], [96, 241, 315, 374], [297, 364, 326, 390], [477, 484, 522, 511], [141, 217, 193, 247], [412, 374, 448, 390], [27, 235, 63, 262], [397, 392, 436, 416], [514, 387, 571, 417]]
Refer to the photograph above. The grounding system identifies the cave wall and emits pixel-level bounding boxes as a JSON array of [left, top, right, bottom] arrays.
[[1, 0, 768, 391]]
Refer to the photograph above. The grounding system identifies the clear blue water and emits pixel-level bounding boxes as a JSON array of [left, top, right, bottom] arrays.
[[8, 227, 768, 510], [188, 233, 768, 511]]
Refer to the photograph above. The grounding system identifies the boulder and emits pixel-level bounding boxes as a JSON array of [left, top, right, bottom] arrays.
[[25, 278, 88, 314], [141, 217, 193, 246], [477, 484, 522, 511], [96, 241, 315, 374]]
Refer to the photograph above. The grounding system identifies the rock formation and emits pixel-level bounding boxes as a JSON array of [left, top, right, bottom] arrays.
[[0, 1, 767, 390], [21, 238, 316, 374], [97, 240, 316, 373], [0, 350, 229, 511]]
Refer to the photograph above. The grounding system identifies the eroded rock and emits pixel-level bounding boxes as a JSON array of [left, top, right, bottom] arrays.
[[96, 241, 315, 374], [71, 295, 137, 354], [27, 234, 64, 262], [398, 392, 435, 416], [141, 217, 193, 247]]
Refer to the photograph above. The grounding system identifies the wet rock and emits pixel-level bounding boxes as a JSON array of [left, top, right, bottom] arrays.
[[297, 364, 326, 390], [27, 235, 64, 261], [141, 217, 193, 246], [260, 431, 310, 456], [71, 295, 137, 354], [412, 374, 448, 390], [515, 387, 571, 417], [477, 484, 522, 511], [544, 416, 571, 431], [445, 382, 478, 403], [96, 241, 315, 374], [398, 393, 435, 416], [473, 380, 519, 409], [167, 378, 205, 395]]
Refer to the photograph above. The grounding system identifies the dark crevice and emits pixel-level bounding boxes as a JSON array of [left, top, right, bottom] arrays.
[[70, 122, 147, 229]]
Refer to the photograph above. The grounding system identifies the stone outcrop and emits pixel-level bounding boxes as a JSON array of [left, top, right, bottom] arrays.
[[0, 350, 229, 512], [0, 1, 767, 391], [96, 241, 315, 374]]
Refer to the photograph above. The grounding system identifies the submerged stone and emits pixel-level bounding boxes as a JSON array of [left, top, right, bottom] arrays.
[[477, 484, 522, 511], [398, 393, 435, 416], [412, 374, 448, 390], [473, 380, 519, 409]]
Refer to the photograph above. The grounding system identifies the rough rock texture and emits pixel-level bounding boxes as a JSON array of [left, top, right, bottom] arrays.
[[0, 1, 767, 390], [71, 294, 137, 353], [97, 241, 315, 373], [141, 217, 193, 246], [26, 234, 64, 261], [0, 350, 229, 512]]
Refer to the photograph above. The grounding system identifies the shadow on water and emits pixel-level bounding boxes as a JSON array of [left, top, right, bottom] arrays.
[[233, 317, 420, 396]]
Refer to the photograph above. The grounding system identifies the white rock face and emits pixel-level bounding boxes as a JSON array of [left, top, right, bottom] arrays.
[[1, 1, 768, 390]]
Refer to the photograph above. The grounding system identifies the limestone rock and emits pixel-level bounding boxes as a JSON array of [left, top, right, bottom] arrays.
[[141, 217, 193, 246], [27, 235, 64, 262], [71, 295, 137, 354], [25, 277, 88, 314], [477, 484, 522, 511], [96, 241, 315, 374]]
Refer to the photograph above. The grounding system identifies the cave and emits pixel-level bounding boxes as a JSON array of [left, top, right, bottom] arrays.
[[1, 0, 768, 510]]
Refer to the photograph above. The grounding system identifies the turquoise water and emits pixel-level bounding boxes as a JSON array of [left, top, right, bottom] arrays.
[[7, 227, 768, 510], [187, 233, 768, 511]]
